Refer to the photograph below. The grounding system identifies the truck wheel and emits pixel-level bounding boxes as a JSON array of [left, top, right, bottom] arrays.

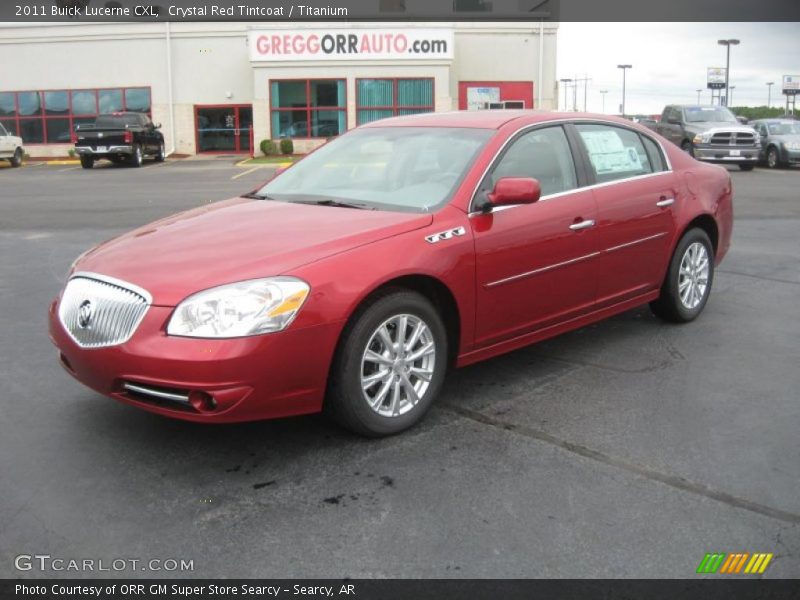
[[766, 146, 781, 169], [739, 163, 755, 171], [129, 144, 143, 168], [155, 142, 165, 162], [80, 156, 94, 169], [680, 140, 694, 157], [10, 148, 23, 168]]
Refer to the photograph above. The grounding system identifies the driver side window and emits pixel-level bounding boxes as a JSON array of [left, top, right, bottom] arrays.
[[484, 126, 578, 198]]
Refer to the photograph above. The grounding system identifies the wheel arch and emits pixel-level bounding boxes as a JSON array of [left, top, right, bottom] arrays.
[[680, 214, 719, 256]]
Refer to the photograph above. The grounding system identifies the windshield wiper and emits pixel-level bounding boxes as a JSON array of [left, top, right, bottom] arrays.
[[241, 192, 276, 200], [292, 199, 375, 210]]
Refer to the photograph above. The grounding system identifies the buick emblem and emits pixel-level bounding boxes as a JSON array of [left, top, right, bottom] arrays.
[[78, 299, 94, 329]]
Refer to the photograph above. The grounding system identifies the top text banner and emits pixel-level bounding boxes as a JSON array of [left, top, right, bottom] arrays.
[[3, 0, 800, 22]]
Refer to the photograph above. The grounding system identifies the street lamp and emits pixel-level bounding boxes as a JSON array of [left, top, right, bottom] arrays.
[[717, 39, 740, 106], [729, 85, 736, 107], [767, 82, 774, 108], [696, 89, 702, 104], [559, 78, 572, 111], [600, 90, 608, 113], [617, 64, 632, 118]]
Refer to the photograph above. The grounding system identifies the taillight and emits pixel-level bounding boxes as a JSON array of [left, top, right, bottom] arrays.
[[123, 131, 133, 144]]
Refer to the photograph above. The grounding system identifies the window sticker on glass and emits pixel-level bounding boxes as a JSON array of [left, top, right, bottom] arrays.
[[580, 130, 642, 175]]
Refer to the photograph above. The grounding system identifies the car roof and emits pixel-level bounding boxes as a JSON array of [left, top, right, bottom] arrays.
[[361, 110, 640, 130]]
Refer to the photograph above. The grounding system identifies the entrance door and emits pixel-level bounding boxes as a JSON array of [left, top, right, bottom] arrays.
[[195, 105, 253, 153]]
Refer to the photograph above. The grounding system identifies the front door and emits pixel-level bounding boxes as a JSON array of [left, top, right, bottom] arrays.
[[195, 105, 253, 153], [471, 125, 599, 347]]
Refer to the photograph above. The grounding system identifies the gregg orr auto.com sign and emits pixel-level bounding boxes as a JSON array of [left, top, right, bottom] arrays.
[[248, 29, 454, 62]]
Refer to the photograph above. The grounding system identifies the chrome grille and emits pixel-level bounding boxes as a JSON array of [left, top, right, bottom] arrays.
[[58, 274, 151, 348], [709, 132, 757, 146]]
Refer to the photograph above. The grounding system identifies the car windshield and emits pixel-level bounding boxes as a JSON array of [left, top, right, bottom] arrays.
[[684, 107, 738, 123], [767, 121, 800, 135], [256, 126, 493, 212]]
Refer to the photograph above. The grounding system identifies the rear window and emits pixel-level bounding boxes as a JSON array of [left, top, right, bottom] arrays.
[[94, 114, 141, 128]]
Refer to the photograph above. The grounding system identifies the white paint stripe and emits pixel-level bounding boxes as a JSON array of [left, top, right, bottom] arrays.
[[231, 166, 264, 180]]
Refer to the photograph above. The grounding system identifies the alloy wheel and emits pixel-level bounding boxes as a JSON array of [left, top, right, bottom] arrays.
[[360, 314, 436, 418], [678, 242, 710, 309]]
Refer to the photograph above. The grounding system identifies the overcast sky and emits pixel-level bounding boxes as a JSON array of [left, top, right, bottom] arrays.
[[557, 22, 800, 115]]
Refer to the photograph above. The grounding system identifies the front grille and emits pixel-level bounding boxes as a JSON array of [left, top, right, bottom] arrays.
[[709, 132, 757, 146], [58, 274, 151, 348]]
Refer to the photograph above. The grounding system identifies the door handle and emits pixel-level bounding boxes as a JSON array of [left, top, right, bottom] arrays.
[[569, 219, 595, 231], [656, 198, 675, 207]]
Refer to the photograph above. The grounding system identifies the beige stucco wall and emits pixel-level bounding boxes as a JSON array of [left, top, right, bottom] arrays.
[[0, 21, 558, 157]]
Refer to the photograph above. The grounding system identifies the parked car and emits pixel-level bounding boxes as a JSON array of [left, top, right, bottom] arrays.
[[49, 111, 733, 437], [750, 119, 800, 168], [656, 104, 759, 170], [0, 121, 24, 167], [637, 118, 659, 132], [74, 112, 165, 169]]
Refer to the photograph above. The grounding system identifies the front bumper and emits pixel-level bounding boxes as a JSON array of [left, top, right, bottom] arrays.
[[693, 144, 759, 163], [75, 145, 133, 156], [781, 148, 800, 165], [49, 297, 343, 423]]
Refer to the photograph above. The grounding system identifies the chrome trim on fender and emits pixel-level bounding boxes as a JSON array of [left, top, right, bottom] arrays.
[[485, 251, 601, 288], [485, 231, 669, 288], [425, 226, 466, 244], [123, 382, 191, 405]]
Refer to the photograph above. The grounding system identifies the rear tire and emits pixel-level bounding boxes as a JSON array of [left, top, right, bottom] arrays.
[[129, 144, 143, 168], [155, 142, 165, 162], [739, 163, 755, 171], [80, 155, 94, 169], [650, 228, 714, 323], [327, 289, 448, 437], [10, 148, 23, 168]]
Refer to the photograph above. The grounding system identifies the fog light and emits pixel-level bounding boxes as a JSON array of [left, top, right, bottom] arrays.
[[189, 390, 216, 412]]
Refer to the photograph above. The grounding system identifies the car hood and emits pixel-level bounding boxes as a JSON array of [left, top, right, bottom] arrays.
[[74, 197, 433, 306], [770, 133, 800, 143]]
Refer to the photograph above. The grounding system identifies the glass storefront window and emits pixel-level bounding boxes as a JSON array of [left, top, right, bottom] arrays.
[[0, 87, 152, 144], [71, 90, 97, 115], [270, 80, 346, 138], [99, 89, 123, 113], [357, 79, 434, 125], [125, 88, 151, 112]]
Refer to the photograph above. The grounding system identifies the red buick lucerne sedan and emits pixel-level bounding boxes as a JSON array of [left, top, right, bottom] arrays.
[[49, 111, 733, 436]]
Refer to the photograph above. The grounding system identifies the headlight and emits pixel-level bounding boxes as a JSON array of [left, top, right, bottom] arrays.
[[167, 277, 310, 338], [785, 141, 800, 151], [693, 133, 711, 144]]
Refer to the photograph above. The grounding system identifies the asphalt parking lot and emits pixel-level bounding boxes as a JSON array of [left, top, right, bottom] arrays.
[[1, 158, 798, 578]]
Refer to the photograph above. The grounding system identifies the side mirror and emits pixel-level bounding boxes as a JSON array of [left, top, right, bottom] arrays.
[[483, 177, 541, 210], [667, 117, 680, 125], [154, 122, 161, 129]]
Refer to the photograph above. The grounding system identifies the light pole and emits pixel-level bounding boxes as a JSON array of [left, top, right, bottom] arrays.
[[696, 89, 702, 104], [559, 78, 572, 111], [717, 39, 740, 106], [729, 86, 736, 107], [600, 90, 608, 113], [617, 64, 632, 118], [767, 82, 774, 107]]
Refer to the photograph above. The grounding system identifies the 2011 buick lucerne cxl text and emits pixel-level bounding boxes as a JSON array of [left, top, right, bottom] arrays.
[[49, 111, 733, 437]]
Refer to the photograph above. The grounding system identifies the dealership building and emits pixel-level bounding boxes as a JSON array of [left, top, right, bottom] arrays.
[[0, 21, 558, 157]]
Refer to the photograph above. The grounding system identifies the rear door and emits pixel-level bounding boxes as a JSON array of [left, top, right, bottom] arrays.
[[571, 123, 677, 307], [0, 123, 12, 156], [470, 124, 599, 347]]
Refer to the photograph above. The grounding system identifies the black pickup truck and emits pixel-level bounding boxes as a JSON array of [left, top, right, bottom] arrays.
[[74, 112, 165, 169]]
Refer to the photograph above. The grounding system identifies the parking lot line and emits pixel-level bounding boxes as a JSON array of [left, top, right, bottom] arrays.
[[231, 165, 265, 180]]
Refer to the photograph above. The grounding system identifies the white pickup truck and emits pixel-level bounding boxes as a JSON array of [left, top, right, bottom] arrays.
[[0, 122, 24, 167]]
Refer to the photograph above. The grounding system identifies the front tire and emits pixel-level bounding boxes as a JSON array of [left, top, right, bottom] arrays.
[[681, 140, 694, 157], [129, 144, 143, 168], [739, 163, 755, 171], [10, 148, 23, 168], [650, 228, 714, 323], [155, 141, 165, 162], [80, 155, 94, 169], [327, 289, 448, 437], [766, 146, 781, 169]]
